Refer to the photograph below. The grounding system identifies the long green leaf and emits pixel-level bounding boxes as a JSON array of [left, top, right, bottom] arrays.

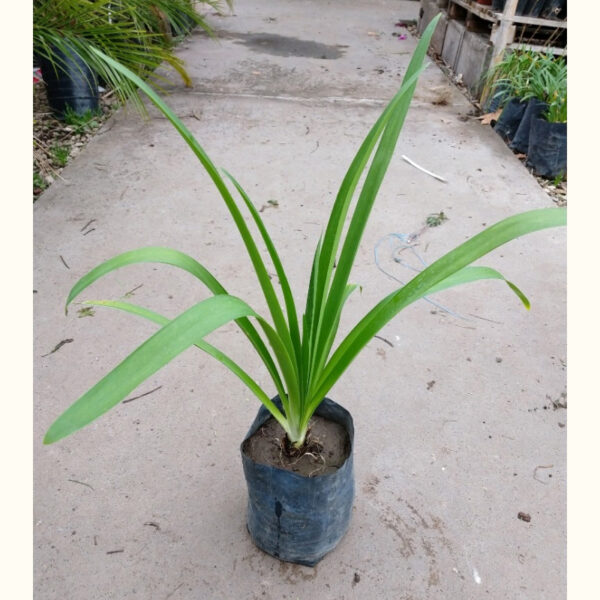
[[309, 16, 441, 393], [255, 319, 304, 440], [302, 233, 323, 397], [88, 48, 297, 369], [66, 247, 225, 311], [306, 61, 430, 361], [64, 246, 287, 401], [309, 207, 566, 409], [221, 169, 302, 367], [424, 266, 530, 309], [81, 299, 292, 435], [44, 295, 257, 444]]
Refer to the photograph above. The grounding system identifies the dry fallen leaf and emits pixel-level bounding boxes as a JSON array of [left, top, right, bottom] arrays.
[[478, 109, 502, 126]]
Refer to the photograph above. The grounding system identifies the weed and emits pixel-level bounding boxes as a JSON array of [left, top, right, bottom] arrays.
[[51, 144, 70, 167], [63, 107, 103, 133], [426, 212, 448, 227]]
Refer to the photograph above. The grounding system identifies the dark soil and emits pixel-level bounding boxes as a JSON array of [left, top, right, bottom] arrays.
[[242, 415, 351, 477]]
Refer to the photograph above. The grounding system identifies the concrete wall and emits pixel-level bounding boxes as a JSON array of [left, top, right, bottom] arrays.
[[420, 1, 493, 98], [417, 0, 448, 56], [441, 18, 463, 70], [455, 27, 493, 96]]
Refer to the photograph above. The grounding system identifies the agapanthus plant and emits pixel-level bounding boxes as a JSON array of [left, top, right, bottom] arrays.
[[44, 17, 566, 447]]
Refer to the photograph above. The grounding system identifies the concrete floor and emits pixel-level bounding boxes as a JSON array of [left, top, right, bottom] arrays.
[[33, 1, 566, 598]]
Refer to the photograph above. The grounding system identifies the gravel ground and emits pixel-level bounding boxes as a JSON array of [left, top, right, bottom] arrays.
[[33, 82, 119, 202]]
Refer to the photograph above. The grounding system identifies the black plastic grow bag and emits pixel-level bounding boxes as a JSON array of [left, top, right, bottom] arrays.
[[38, 44, 99, 118], [509, 98, 548, 154], [526, 117, 566, 178], [241, 397, 354, 566], [484, 81, 510, 113], [494, 98, 528, 142], [541, 0, 566, 19]]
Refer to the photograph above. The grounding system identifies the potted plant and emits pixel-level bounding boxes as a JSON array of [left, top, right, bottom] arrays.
[[507, 52, 564, 153], [36, 38, 100, 118], [526, 56, 567, 178], [33, 0, 224, 118], [484, 48, 541, 141], [42, 17, 565, 566]]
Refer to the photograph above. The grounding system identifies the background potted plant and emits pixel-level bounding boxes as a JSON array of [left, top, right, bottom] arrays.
[[483, 48, 566, 177], [33, 0, 227, 118], [509, 52, 566, 156], [526, 59, 566, 178], [484, 48, 541, 141], [42, 17, 565, 566]]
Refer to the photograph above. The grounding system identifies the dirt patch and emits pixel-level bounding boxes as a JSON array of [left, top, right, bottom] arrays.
[[242, 415, 350, 477]]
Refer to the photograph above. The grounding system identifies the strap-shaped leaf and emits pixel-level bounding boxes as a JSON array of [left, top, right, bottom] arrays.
[[64, 246, 287, 401], [222, 169, 302, 367], [44, 295, 256, 444], [309, 207, 566, 408], [308, 17, 441, 385], [80, 300, 292, 436], [89, 48, 297, 367], [65, 247, 225, 311], [424, 266, 530, 309]]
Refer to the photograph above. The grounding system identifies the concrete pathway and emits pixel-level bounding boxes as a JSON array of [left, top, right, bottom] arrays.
[[34, 1, 566, 598]]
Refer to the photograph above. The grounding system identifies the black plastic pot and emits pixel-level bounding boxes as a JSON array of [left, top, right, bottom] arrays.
[[494, 97, 528, 142], [509, 98, 548, 154], [541, 0, 566, 19], [241, 397, 354, 566], [526, 117, 566, 178], [484, 82, 510, 113], [38, 44, 99, 119]]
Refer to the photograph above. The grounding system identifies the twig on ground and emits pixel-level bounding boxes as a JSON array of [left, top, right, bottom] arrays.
[[68, 479, 95, 491], [42, 338, 74, 357], [80, 219, 97, 232], [122, 385, 163, 404], [374, 335, 394, 348], [401, 155, 448, 183]]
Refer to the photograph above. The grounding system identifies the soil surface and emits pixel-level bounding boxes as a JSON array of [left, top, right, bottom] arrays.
[[242, 415, 351, 477]]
